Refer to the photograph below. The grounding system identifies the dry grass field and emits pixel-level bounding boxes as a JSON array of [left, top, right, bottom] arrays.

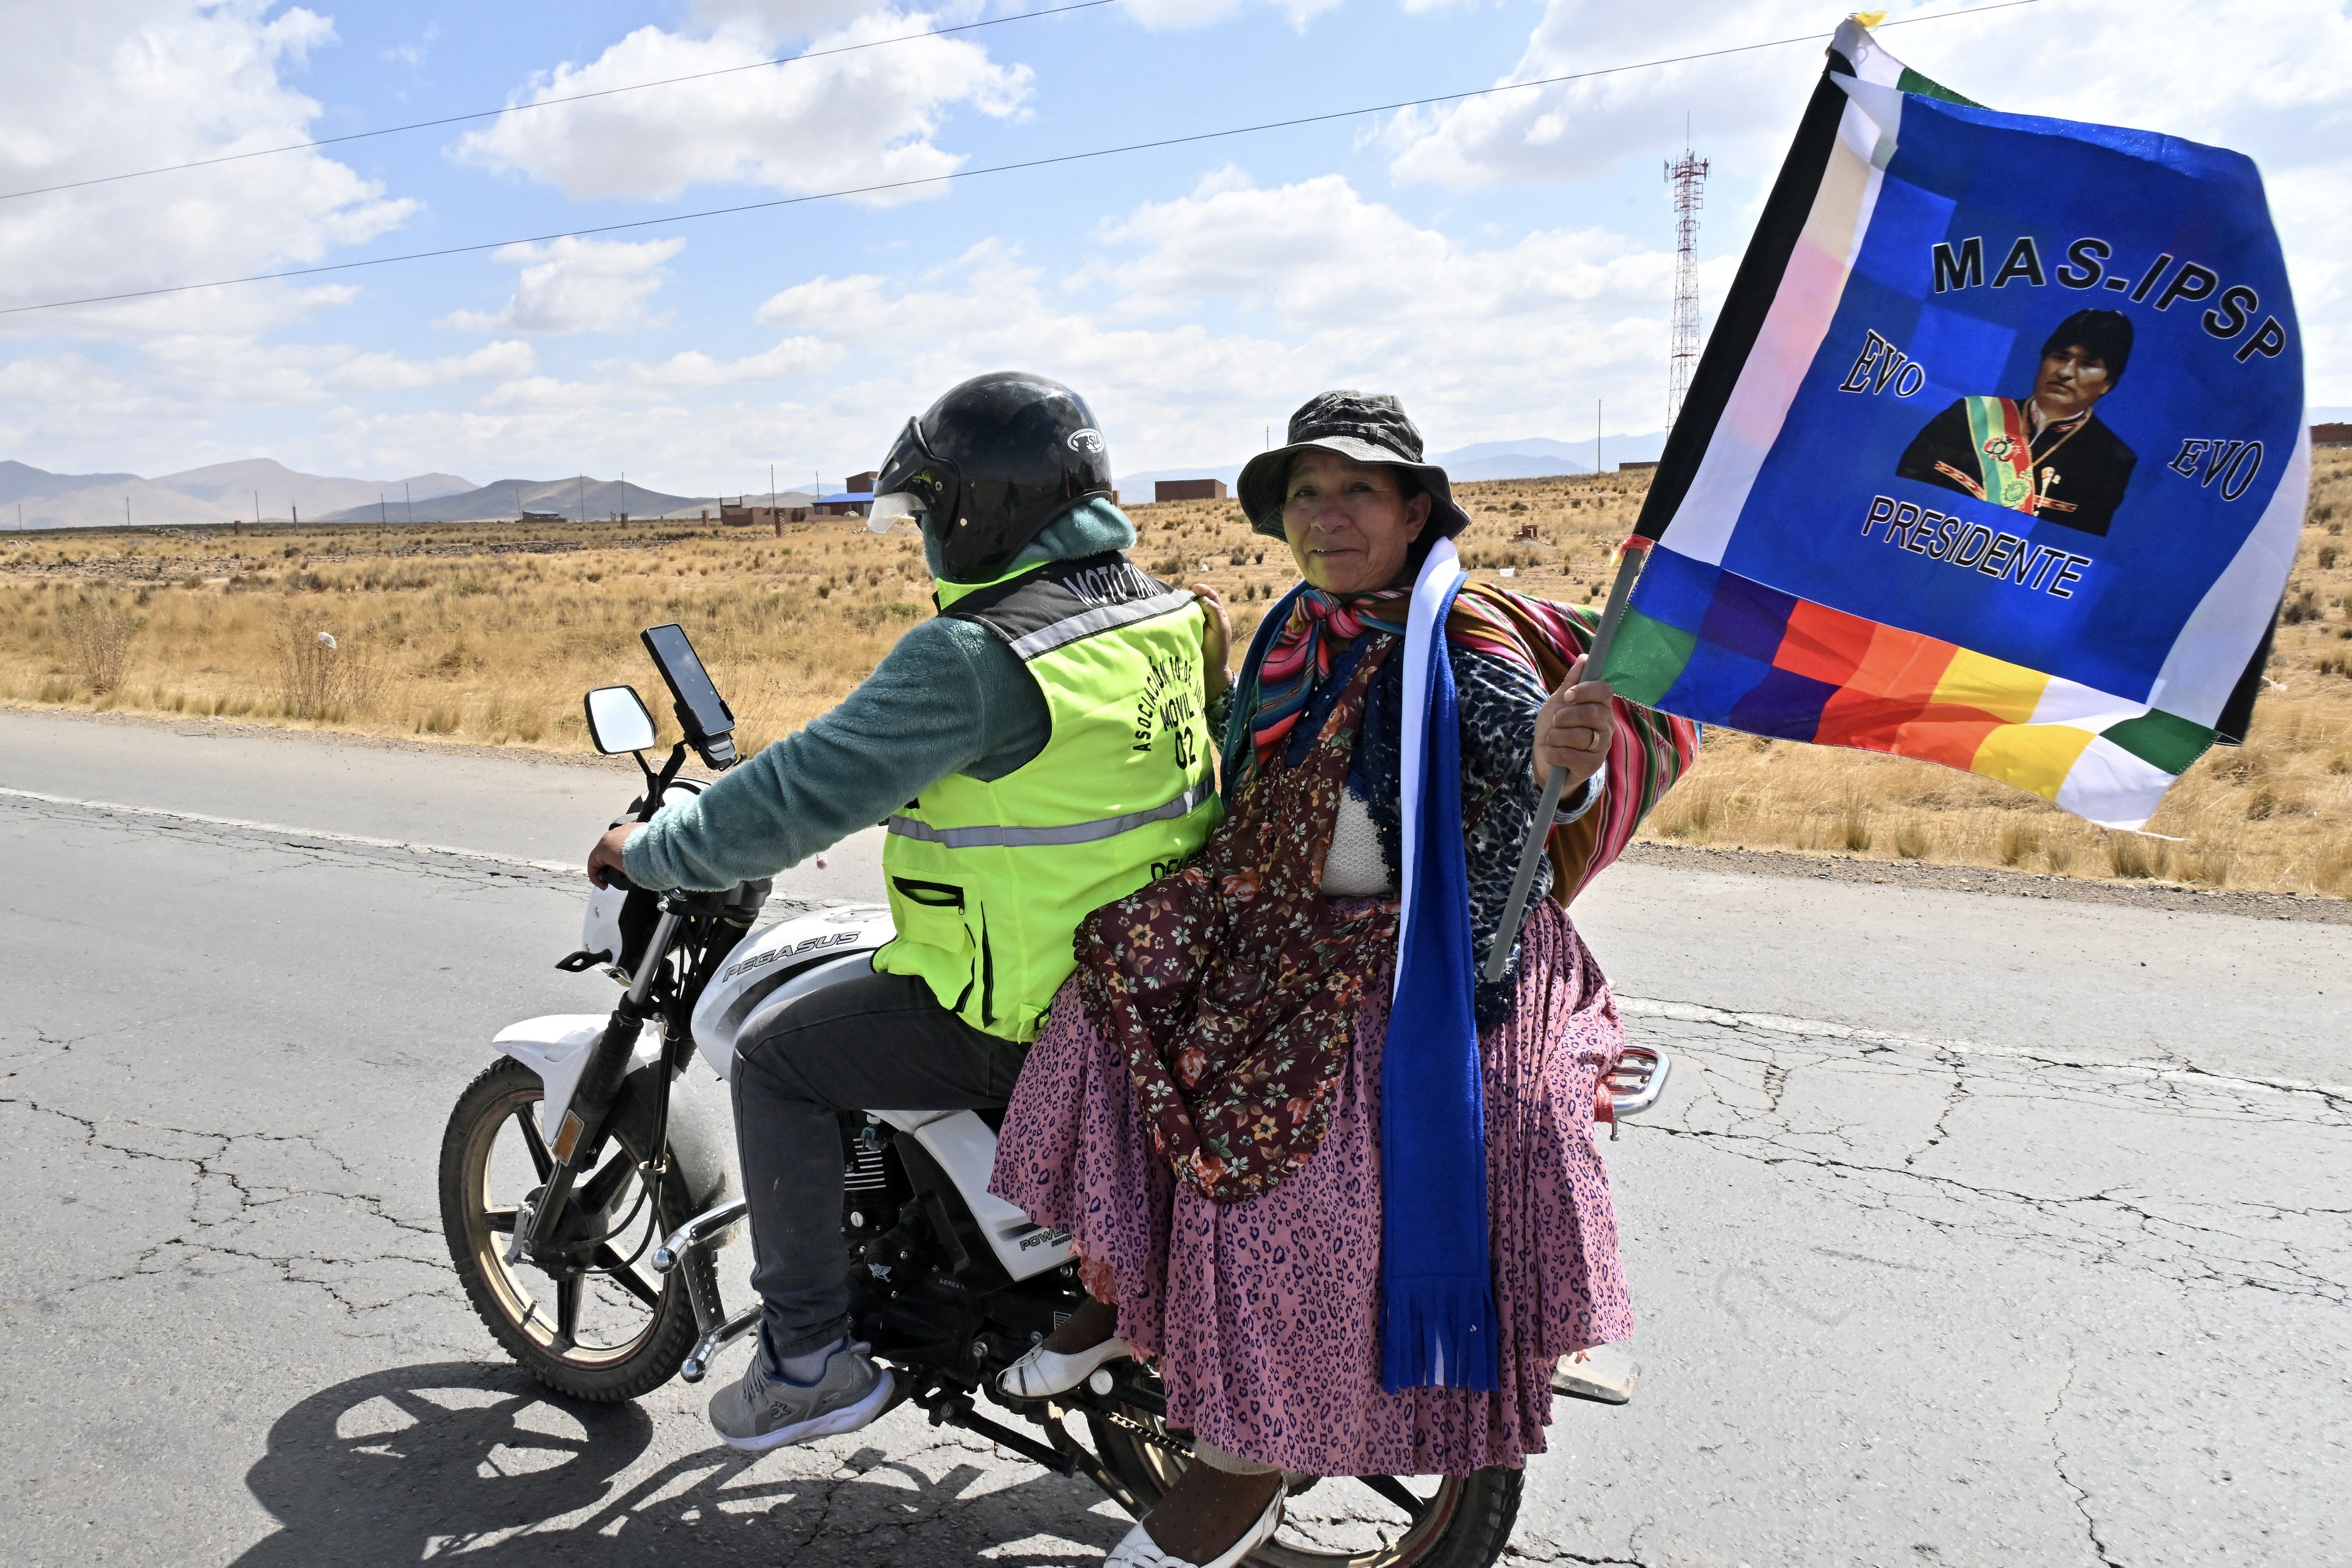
[[6, 450, 2349, 898]]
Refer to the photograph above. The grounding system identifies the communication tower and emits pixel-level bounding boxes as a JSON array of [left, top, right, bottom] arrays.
[[1665, 142, 1709, 429]]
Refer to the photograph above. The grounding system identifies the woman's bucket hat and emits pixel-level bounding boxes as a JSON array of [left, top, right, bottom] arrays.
[[1238, 390, 1473, 542]]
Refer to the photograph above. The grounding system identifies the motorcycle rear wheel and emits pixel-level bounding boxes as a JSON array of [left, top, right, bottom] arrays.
[[1087, 1384, 1522, 1568], [439, 1058, 717, 1403]]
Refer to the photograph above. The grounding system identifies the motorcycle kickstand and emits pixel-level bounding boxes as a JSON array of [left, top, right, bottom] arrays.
[[908, 1382, 1077, 1477]]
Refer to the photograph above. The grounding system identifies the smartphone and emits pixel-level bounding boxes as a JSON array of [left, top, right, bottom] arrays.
[[640, 623, 739, 767]]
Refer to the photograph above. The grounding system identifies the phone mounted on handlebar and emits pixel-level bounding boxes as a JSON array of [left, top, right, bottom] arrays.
[[641, 623, 738, 770]]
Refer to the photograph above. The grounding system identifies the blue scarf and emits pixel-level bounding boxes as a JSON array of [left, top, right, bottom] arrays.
[[1381, 538, 1498, 1391], [1221, 541, 1499, 1390]]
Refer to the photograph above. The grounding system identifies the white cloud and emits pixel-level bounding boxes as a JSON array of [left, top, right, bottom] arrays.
[[636, 337, 839, 387], [88, 173, 1686, 492], [745, 174, 1693, 466], [1120, 0, 1344, 28], [439, 238, 686, 336], [453, 8, 1030, 205], [0, 1, 417, 338], [688, 0, 914, 32], [383, 21, 439, 68], [327, 340, 538, 392]]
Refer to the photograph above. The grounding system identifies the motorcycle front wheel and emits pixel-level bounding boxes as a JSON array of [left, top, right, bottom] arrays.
[[1088, 1382, 1523, 1568], [439, 1057, 718, 1403]]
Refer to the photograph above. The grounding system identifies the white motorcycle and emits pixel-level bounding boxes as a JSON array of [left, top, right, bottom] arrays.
[[437, 621, 1671, 1568]]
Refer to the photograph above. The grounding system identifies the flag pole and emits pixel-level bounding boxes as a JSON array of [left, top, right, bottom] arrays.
[[1482, 537, 1652, 983]]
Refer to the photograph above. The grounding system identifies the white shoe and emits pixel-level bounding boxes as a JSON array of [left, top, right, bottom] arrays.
[[1105, 1484, 1284, 1568], [997, 1335, 1133, 1399]]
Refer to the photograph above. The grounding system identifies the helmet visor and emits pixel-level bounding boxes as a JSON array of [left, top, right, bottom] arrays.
[[876, 417, 960, 532]]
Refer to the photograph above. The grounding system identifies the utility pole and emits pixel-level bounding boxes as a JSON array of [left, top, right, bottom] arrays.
[[1665, 131, 1711, 430], [254, 489, 260, 528], [405, 480, 411, 524], [293, 503, 300, 526], [578, 474, 586, 525], [125, 496, 130, 526], [1596, 399, 1602, 478]]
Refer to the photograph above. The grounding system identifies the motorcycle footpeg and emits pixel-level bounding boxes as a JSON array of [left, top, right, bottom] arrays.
[[653, 1196, 748, 1275], [680, 1303, 761, 1384]]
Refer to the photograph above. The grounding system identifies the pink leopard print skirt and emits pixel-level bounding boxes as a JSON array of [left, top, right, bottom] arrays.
[[989, 898, 1633, 1476]]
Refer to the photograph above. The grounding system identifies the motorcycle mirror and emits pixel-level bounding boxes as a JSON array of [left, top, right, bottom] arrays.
[[583, 685, 658, 755]]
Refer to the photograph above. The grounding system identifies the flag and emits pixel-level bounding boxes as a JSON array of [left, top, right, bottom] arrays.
[[1602, 20, 2307, 830]]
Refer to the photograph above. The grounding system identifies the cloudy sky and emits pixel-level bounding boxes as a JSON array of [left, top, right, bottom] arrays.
[[1, 0, 2345, 494]]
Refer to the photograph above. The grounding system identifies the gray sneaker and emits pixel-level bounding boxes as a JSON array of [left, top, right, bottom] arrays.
[[707, 1339, 895, 1452]]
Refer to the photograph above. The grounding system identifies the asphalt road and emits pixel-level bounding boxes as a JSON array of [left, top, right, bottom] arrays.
[[4, 708, 2347, 1566]]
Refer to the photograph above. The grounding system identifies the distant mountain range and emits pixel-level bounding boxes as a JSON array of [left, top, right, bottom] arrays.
[[1, 458, 475, 530], [320, 476, 723, 524], [0, 457, 746, 529], [1117, 432, 1670, 497], [156, 458, 475, 519]]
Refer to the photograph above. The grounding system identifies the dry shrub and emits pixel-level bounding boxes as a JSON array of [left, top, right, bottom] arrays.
[[1651, 782, 1716, 842], [60, 597, 140, 693], [2106, 832, 2165, 880], [1892, 816, 1933, 860], [2173, 845, 2234, 887], [1996, 818, 2042, 867], [274, 619, 377, 720], [1840, 782, 1873, 853]]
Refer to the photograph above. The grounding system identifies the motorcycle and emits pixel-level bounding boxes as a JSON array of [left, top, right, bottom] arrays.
[[438, 621, 1672, 1568]]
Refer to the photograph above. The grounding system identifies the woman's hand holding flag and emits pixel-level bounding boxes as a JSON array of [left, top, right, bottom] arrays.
[[1534, 655, 1615, 793]]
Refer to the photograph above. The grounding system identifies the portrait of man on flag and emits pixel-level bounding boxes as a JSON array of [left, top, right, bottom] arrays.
[[1896, 307, 2139, 536]]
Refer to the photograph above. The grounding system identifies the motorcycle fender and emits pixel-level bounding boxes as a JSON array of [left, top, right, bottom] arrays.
[[492, 1014, 665, 1144], [874, 1109, 1072, 1281]]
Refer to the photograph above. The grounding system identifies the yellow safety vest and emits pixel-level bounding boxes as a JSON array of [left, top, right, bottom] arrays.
[[873, 553, 1223, 1043]]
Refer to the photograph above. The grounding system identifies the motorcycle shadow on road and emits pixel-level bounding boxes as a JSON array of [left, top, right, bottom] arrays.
[[230, 1360, 1125, 1566]]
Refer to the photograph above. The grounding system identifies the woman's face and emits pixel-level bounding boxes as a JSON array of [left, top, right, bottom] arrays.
[[1280, 450, 1433, 595]]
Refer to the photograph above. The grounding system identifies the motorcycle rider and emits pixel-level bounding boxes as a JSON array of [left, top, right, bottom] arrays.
[[587, 371, 1225, 1451]]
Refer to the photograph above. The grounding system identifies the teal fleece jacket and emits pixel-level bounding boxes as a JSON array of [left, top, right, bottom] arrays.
[[625, 500, 1164, 891]]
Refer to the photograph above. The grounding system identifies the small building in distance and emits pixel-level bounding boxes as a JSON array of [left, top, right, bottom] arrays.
[[1155, 478, 1227, 502], [2315, 423, 2352, 447], [815, 492, 873, 518], [846, 470, 879, 492], [519, 509, 567, 523], [1617, 461, 1659, 473], [720, 502, 809, 526]]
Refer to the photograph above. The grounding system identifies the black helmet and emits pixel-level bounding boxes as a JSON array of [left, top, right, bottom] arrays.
[[876, 371, 1114, 581]]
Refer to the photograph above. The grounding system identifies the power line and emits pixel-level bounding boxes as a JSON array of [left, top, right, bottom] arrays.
[[0, 0, 2038, 319], [0, 0, 1119, 206]]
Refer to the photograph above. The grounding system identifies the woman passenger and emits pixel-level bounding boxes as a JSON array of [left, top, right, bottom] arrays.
[[990, 391, 1692, 1568]]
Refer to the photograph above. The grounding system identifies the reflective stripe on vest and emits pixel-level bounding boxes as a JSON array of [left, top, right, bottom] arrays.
[[886, 779, 1213, 850], [1006, 587, 1199, 660]]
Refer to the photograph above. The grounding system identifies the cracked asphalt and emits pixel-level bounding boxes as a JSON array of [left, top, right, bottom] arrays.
[[4, 708, 2348, 1566]]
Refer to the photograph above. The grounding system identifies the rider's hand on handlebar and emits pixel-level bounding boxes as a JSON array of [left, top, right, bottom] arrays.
[[589, 823, 644, 889]]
